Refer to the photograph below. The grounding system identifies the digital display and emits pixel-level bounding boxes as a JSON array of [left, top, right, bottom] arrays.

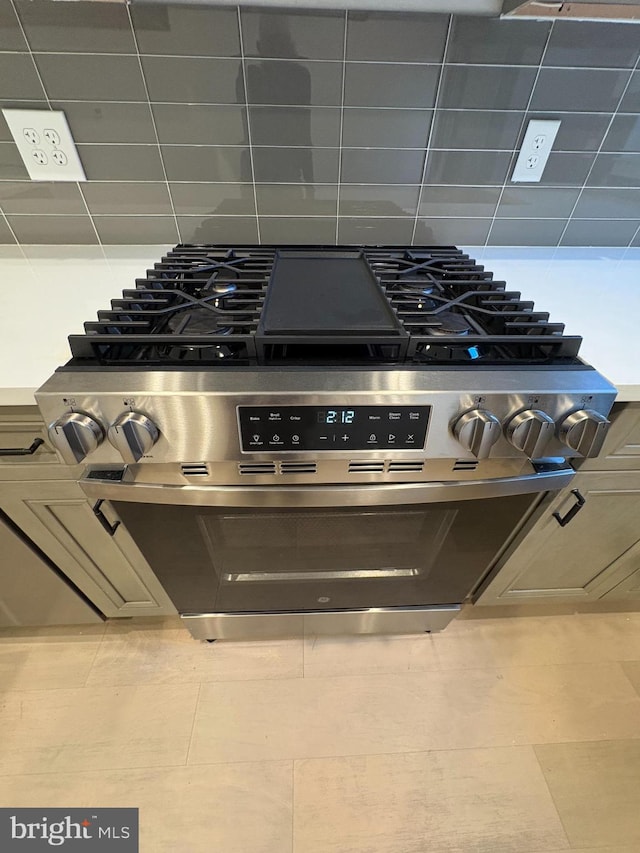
[[238, 405, 431, 452]]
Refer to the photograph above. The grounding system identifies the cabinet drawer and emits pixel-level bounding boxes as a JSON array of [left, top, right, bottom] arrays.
[[0, 406, 59, 468]]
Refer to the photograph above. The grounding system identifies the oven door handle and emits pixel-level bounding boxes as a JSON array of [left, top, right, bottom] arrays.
[[79, 464, 575, 508]]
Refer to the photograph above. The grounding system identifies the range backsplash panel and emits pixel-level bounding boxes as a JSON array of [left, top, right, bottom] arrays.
[[0, 0, 639, 248]]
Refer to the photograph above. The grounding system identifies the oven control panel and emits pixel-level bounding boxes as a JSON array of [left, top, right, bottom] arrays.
[[238, 405, 431, 452]]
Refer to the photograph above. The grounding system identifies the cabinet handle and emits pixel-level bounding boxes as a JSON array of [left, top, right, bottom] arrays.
[[552, 489, 586, 528], [92, 499, 121, 537], [0, 437, 44, 457]]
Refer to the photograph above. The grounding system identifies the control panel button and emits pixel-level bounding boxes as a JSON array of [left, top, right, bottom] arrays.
[[48, 412, 104, 465], [452, 408, 501, 459], [558, 409, 610, 458]]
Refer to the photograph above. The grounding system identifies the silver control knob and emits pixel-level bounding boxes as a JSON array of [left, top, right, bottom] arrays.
[[558, 409, 610, 458], [505, 409, 555, 459], [453, 409, 501, 459], [48, 412, 104, 464], [108, 412, 159, 463]]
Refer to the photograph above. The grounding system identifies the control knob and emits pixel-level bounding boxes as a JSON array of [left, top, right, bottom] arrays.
[[452, 409, 501, 459], [558, 409, 610, 458], [48, 412, 104, 464], [108, 412, 159, 463], [505, 409, 555, 459]]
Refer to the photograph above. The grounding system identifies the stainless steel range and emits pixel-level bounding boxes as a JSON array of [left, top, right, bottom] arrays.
[[36, 245, 616, 640]]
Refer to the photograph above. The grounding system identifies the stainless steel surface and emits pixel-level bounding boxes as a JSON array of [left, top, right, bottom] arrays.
[[224, 568, 421, 582], [0, 513, 102, 627], [182, 605, 461, 640], [505, 409, 556, 459], [47, 411, 104, 465], [452, 408, 501, 459], [108, 411, 160, 463], [36, 367, 617, 466], [558, 409, 611, 458], [80, 465, 575, 506]]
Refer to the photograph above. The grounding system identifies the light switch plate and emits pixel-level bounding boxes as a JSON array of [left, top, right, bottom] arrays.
[[511, 119, 561, 183], [2, 108, 86, 182]]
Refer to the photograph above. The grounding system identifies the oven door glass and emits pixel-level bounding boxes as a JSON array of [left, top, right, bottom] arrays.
[[112, 492, 536, 613]]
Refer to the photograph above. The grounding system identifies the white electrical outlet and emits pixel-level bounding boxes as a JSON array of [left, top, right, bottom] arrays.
[[1, 108, 86, 182], [511, 119, 561, 183]]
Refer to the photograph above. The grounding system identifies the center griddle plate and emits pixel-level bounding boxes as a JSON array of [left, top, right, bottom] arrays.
[[259, 250, 403, 337]]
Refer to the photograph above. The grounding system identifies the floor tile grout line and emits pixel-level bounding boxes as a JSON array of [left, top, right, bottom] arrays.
[[622, 222, 640, 257], [530, 743, 574, 851], [81, 628, 108, 689], [334, 9, 348, 244], [556, 49, 640, 250], [125, 3, 180, 246], [484, 20, 556, 250], [184, 682, 202, 767], [0, 206, 25, 254], [411, 15, 453, 244], [237, 6, 261, 243]]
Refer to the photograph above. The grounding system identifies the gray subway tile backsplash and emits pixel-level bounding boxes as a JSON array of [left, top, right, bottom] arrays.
[[0, 0, 28, 51], [81, 182, 173, 215], [344, 63, 439, 109], [530, 68, 630, 113], [15, 0, 136, 54], [0, 54, 46, 100], [131, 5, 240, 57], [340, 149, 425, 185], [77, 145, 165, 182], [252, 148, 339, 184], [346, 12, 448, 63], [438, 66, 536, 111], [161, 146, 252, 183], [93, 215, 179, 246], [602, 115, 640, 153], [542, 21, 640, 69], [587, 153, 640, 187], [431, 111, 522, 151], [241, 8, 345, 61], [142, 57, 242, 104], [152, 104, 248, 146], [341, 108, 432, 149], [1, 2, 640, 248], [34, 54, 147, 102], [446, 17, 550, 66]]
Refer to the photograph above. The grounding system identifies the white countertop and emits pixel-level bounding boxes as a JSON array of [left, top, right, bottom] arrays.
[[1, 244, 639, 406]]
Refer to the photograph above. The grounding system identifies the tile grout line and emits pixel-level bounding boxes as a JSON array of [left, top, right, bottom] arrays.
[[334, 9, 349, 244], [484, 20, 556, 250], [622, 222, 640, 257], [237, 5, 261, 244], [556, 49, 640, 249], [9, 0, 104, 251], [529, 744, 574, 851], [290, 760, 295, 853], [410, 14, 453, 245], [125, 3, 181, 245], [184, 682, 202, 767]]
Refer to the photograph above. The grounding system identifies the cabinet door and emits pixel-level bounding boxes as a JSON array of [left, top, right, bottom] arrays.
[[601, 540, 640, 600], [1, 480, 176, 618], [476, 471, 640, 604], [578, 402, 640, 472]]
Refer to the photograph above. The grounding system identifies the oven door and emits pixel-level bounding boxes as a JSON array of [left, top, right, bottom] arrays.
[[81, 465, 574, 634]]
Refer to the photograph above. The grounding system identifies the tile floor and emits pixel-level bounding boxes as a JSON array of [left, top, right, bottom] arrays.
[[1, 611, 640, 852]]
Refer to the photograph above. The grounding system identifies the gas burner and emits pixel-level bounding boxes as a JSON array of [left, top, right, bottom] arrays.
[[206, 282, 238, 296], [166, 305, 236, 336], [427, 312, 472, 336]]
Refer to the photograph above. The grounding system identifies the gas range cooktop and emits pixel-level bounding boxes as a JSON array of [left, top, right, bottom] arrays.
[[66, 244, 582, 368]]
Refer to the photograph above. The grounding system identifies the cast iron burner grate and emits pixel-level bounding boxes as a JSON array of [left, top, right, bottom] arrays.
[[67, 244, 582, 367]]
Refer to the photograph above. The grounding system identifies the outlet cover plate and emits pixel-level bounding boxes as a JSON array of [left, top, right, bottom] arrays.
[[511, 119, 561, 183], [2, 108, 86, 182]]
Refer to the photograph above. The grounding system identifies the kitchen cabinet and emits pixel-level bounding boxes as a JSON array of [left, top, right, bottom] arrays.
[[0, 406, 176, 619], [476, 403, 640, 605]]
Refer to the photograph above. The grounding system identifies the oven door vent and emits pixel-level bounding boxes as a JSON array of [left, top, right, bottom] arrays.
[[348, 461, 385, 473], [388, 460, 424, 473], [238, 462, 277, 475], [453, 459, 479, 471], [280, 461, 317, 474], [181, 463, 209, 477]]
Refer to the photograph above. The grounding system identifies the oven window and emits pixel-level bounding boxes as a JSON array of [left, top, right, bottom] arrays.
[[198, 509, 457, 583]]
